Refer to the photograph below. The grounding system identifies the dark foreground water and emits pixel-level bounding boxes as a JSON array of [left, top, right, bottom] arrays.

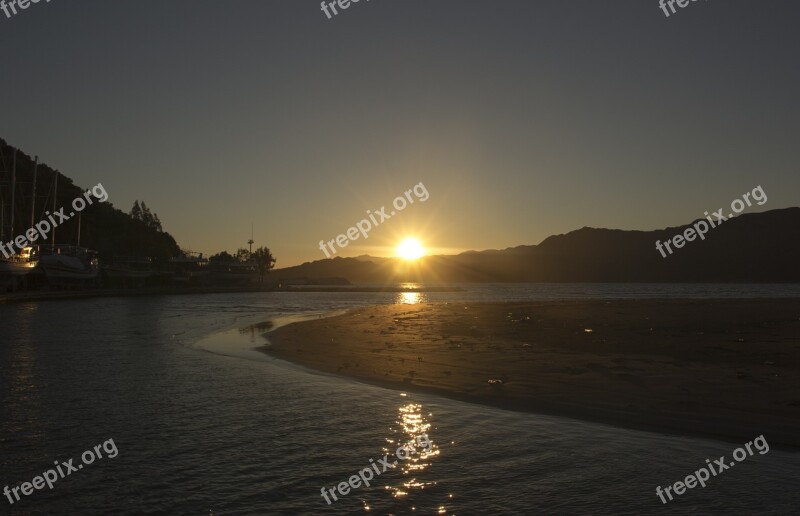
[[2, 285, 800, 515]]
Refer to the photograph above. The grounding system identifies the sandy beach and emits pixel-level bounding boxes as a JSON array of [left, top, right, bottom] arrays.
[[264, 299, 800, 446]]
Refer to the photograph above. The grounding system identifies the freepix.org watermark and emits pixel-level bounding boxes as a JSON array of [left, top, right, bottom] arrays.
[[0, 183, 108, 259], [0, 0, 52, 21], [655, 435, 769, 504], [3, 438, 119, 506], [658, 0, 707, 19], [320, 433, 432, 505], [320, 0, 370, 20], [318, 182, 429, 258], [655, 185, 766, 259]]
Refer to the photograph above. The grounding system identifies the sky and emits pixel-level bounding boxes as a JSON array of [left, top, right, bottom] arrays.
[[1, 0, 798, 267]]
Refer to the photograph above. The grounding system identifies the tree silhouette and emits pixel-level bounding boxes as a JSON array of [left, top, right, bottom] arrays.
[[131, 201, 142, 221], [235, 248, 250, 262], [209, 250, 235, 264], [251, 246, 276, 283], [130, 201, 163, 232]]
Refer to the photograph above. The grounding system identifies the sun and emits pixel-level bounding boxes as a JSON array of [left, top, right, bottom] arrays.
[[397, 238, 426, 260]]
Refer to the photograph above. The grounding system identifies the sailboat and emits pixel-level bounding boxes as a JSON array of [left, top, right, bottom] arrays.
[[0, 149, 40, 277], [36, 171, 99, 285], [0, 246, 39, 276], [37, 245, 99, 282]]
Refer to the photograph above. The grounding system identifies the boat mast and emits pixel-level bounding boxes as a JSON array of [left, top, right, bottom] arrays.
[[0, 178, 4, 241], [52, 171, 57, 247], [10, 150, 16, 240], [30, 156, 37, 229], [0, 148, 4, 241]]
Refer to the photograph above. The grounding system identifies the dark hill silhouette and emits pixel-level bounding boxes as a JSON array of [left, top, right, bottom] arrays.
[[0, 139, 179, 263], [273, 208, 800, 283]]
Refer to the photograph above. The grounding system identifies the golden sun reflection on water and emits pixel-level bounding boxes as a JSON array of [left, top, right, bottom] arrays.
[[396, 291, 426, 304], [374, 396, 454, 513], [395, 284, 427, 305]]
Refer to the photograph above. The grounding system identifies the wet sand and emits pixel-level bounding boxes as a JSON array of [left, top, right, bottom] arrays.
[[263, 299, 800, 446]]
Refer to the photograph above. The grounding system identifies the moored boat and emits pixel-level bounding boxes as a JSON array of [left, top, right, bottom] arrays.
[[103, 256, 158, 288], [0, 246, 39, 276], [1, 150, 40, 278], [104, 256, 156, 280], [169, 252, 210, 283], [37, 245, 99, 284]]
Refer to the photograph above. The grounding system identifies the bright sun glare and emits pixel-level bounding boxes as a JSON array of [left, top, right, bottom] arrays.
[[397, 238, 426, 260]]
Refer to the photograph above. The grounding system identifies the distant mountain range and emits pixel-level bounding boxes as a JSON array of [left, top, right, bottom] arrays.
[[273, 208, 800, 283]]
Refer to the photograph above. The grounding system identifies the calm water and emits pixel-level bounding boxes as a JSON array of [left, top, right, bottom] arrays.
[[2, 284, 800, 515]]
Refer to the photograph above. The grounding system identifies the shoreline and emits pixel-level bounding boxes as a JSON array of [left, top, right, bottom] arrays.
[[0, 285, 278, 304], [262, 299, 800, 447], [0, 285, 459, 304]]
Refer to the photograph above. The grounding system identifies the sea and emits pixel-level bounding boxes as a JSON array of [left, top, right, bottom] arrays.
[[1, 284, 799, 515]]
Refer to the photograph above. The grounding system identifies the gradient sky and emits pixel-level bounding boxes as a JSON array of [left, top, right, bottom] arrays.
[[1, 1, 798, 267]]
